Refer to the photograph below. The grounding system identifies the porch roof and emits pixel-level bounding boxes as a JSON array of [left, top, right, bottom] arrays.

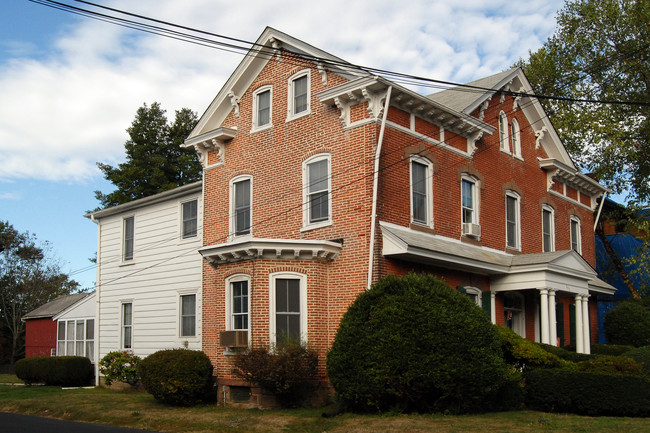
[[380, 221, 616, 296]]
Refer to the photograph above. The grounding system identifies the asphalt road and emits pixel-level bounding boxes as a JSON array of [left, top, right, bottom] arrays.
[[0, 412, 158, 433]]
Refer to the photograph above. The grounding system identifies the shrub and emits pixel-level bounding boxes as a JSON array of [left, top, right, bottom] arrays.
[[326, 273, 514, 414], [591, 343, 635, 356], [495, 326, 562, 369], [15, 356, 92, 386], [622, 346, 650, 376], [525, 368, 650, 416], [138, 349, 214, 406], [233, 342, 319, 407], [603, 301, 650, 347], [99, 351, 141, 385], [538, 344, 592, 363], [576, 355, 643, 376]]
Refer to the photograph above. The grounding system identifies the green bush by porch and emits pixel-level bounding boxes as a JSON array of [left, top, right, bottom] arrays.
[[326, 273, 516, 414]]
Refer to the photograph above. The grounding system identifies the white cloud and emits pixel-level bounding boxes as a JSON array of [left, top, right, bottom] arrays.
[[0, 0, 564, 183]]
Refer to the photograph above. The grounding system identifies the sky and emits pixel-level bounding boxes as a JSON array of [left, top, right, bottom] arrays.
[[0, 0, 568, 290]]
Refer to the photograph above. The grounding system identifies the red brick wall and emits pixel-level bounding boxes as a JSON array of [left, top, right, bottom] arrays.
[[25, 318, 56, 358]]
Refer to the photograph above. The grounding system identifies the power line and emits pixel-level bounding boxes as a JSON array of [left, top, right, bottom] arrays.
[[29, 0, 650, 108]]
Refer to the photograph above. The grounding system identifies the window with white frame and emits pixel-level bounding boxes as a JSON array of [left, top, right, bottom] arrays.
[[461, 175, 479, 236], [288, 71, 310, 119], [231, 176, 252, 237], [252, 86, 272, 130], [499, 111, 509, 152], [226, 275, 250, 332], [410, 156, 433, 227], [511, 118, 521, 157], [459, 286, 482, 306], [505, 191, 521, 250], [122, 302, 133, 349], [542, 205, 555, 252], [56, 319, 94, 359], [303, 154, 331, 227], [182, 200, 198, 239], [123, 216, 134, 261], [180, 294, 196, 337], [270, 273, 307, 344], [570, 216, 582, 254]]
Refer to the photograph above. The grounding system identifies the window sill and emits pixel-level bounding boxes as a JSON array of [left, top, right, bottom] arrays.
[[505, 246, 522, 254], [460, 235, 482, 246], [300, 220, 332, 232], [119, 261, 136, 267], [286, 110, 311, 122], [250, 124, 273, 134], [409, 222, 435, 234]]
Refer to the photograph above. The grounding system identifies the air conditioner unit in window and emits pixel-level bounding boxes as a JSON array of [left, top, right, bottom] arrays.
[[462, 223, 481, 238], [219, 330, 248, 348]]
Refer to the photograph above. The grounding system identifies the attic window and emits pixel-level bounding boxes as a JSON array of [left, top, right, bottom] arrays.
[[252, 86, 272, 131]]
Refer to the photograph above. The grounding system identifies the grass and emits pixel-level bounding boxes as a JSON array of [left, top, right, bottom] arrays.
[[0, 374, 21, 384], [1, 376, 650, 432]]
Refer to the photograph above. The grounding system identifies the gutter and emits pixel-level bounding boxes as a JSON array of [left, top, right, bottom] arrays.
[[367, 85, 392, 290]]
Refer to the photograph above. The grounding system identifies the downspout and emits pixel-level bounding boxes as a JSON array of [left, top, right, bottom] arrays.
[[90, 214, 101, 386], [367, 85, 392, 290]]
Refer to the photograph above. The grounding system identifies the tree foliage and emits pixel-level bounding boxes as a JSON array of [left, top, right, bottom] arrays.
[[517, 0, 650, 204], [603, 300, 650, 347], [0, 221, 79, 363], [94, 102, 201, 208]]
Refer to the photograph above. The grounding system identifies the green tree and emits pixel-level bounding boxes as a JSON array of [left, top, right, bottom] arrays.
[[0, 222, 80, 363], [94, 102, 201, 208], [517, 0, 650, 204]]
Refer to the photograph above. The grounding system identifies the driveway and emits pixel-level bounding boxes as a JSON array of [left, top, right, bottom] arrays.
[[0, 412, 158, 433]]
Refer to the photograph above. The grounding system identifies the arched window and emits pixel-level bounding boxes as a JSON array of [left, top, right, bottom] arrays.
[[498, 111, 509, 152], [511, 117, 521, 157]]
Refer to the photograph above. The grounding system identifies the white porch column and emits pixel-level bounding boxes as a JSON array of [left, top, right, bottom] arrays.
[[490, 291, 496, 325], [540, 289, 550, 345], [549, 289, 557, 347], [575, 294, 584, 353], [582, 295, 591, 354]]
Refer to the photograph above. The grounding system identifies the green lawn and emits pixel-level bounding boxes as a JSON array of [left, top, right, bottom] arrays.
[[1, 376, 649, 432]]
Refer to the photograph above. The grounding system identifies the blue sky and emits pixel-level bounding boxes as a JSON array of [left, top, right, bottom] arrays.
[[1, 0, 567, 290]]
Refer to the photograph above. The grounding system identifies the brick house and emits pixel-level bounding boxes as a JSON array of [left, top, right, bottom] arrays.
[[183, 27, 614, 404]]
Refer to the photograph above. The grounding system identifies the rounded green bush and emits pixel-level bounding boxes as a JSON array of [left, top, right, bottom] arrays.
[[138, 349, 214, 406], [622, 346, 650, 377], [604, 301, 650, 347], [326, 273, 512, 414], [99, 351, 141, 385]]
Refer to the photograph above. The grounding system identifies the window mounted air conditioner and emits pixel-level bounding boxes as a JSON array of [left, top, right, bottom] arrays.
[[462, 223, 481, 238], [219, 330, 248, 348]]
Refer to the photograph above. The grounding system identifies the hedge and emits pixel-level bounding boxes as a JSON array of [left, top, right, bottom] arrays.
[[525, 368, 650, 417], [15, 356, 93, 386], [622, 346, 650, 377], [138, 349, 214, 406]]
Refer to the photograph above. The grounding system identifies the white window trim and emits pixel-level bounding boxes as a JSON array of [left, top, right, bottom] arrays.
[[570, 215, 582, 254], [542, 205, 555, 252], [269, 272, 308, 345], [287, 70, 311, 121], [302, 153, 332, 231], [180, 199, 199, 240], [499, 111, 510, 153], [461, 174, 480, 231], [229, 175, 253, 240], [122, 215, 135, 263], [178, 292, 198, 338], [464, 286, 482, 307], [410, 155, 434, 228], [225, 274, 251, 335], [56, 318, 94, 359], [121, 301, 133, 350], [511, 117, 522, 159], [505, 191, 521, 251], [251, 85, 272, 132]]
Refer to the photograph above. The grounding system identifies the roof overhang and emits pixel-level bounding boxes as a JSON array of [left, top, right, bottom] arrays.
[[380, 221, 616, 296], [199, 237, 342, 267], [539, 158, 609, 197], [317, 76, 494, 138]]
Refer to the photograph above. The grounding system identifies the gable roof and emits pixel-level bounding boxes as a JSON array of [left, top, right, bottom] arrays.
[[427, 69, 514, 113], [22, 293, 91, 321]]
